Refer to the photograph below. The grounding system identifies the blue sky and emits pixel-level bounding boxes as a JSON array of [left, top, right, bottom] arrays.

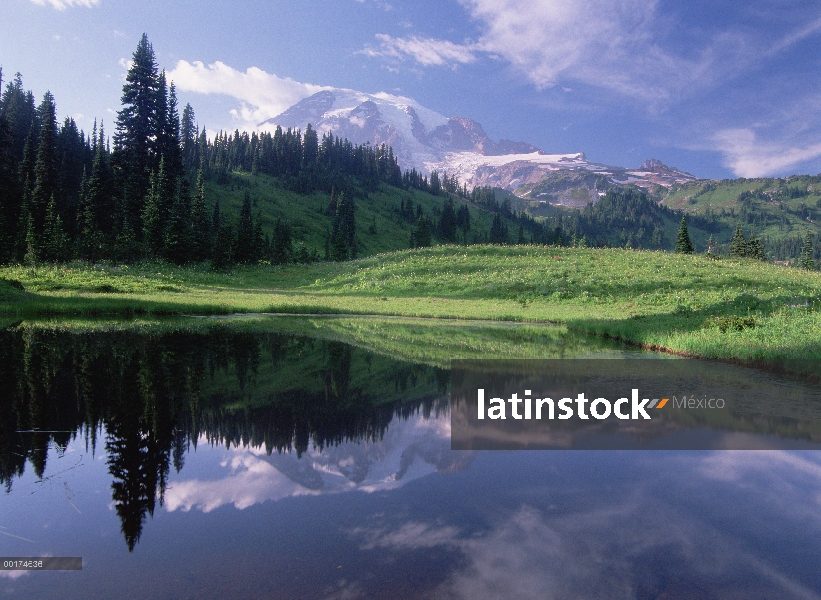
[[2, 0, 821, 179]]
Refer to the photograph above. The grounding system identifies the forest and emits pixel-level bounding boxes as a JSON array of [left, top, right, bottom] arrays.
[[1, 34, 817, 270]]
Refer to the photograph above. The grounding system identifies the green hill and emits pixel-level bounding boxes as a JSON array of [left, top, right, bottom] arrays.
[[661, 176, 821, 260]]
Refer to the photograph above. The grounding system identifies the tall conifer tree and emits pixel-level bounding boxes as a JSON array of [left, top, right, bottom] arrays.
[[114, 34, 161, 230], [674, 216, 694, 254]]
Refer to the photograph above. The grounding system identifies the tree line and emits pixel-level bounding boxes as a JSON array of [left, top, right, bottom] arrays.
[[0, 35, 408, 267]]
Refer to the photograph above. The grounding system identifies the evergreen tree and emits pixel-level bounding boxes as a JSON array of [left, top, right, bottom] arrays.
[[113, 34, 161, 230], [800, 233, 815, 270], [0, 107, 17, 262], [211, 199, 221, 247], [329, 192, 355, 261], [409, 215, 432, 249], [234, 191, 256, 263], [674, 215, 694, 253], [429, 170, 441, 195], [747, 235, 765, 261], [142, 165, 165, 258], [190, 170, 210, 261], [77, 125, 114, 260], [31, 92, 59, 249], [706, 234, 716, 255], [212, 222, 234, 269], [164, 185, 192, 264], [456, 203, 470, 243], [489, 213, 507, 244], [41, 195, 68, 262], [271, 219, 292, 264], [438, 197, 457, 242], [729, 226, 747, 258], [180, 103, 198, 172]]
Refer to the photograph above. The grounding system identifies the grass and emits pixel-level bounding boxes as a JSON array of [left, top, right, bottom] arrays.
[[2, 245, 820, 360], [205, 173, 519, 255]]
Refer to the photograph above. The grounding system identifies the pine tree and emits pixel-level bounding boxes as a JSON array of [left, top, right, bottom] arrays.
[[114, 34, 161, 230], [190, 170, 210, 261], [234, 191, 255, 263], [211, 199, 221, 247], [800, 233, 815, 270], [212, 222, 234, 270], [142, 166, 165, 258], [490, 213, 507, 244], [42, 195, 68, 262], [164, 185, 192, 264], [77, 125, 115, 259], [180, 103, 198, 172], [674, 215, 694, 254], [729, 226, 747, 258], [31, 92, 59, 247], [271, 219, 292, 264], [456, 203, 470, 243], [747, 235, 765, 261], [438, 197, 457, 242], [410, 215, 432, 249]]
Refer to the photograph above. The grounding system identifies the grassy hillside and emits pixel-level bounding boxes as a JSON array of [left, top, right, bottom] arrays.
[[662, 176, 821, 258], [2, 246, 819, 360], [206, 172, 520, 256]]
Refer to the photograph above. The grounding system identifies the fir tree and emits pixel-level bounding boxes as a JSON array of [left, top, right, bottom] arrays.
[[113, 34, 161, 229], [212, 222, 234, 270], [271, 219, 292, 264], [31, 92, 59, 246], [409, 215, 432, 249], [674, 215, 694, 253], [729, 226, 747, 258], [190, 170, 210, 261], [180, 103, 198, 172], [164, 185, 192, 264], [489, 213, 507, 244], [234, 191, 256, 263], [42, 195, 68, 262], [142, 165, 165, 258], [456, 203, 470, 243], [800, 233, 815, 270], [438, 197, 457, 242], [747, 235, 765, 261]]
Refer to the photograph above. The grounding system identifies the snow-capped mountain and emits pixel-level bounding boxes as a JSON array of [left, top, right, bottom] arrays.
[[260, 89, 699, 199]]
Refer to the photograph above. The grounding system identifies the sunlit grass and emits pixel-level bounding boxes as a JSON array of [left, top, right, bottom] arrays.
[[3, 246, 820, 359]]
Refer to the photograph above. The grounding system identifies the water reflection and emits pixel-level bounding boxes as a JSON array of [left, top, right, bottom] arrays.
[[0, 324, 448, 550], [1, 321, 819, 599]]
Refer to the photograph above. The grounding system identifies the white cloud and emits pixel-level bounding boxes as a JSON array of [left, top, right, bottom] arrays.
[[712, 128, 821, 177], [365, 0, 712, 102], [166, 60, 328, 129], [364, 34, 480, 67], [29, 0, 100, 9]]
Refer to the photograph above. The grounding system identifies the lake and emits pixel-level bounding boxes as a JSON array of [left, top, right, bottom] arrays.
[[1, 317, 820, 599]]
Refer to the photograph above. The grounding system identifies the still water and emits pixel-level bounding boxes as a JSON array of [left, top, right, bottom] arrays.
[[1, 318, 819, 599]]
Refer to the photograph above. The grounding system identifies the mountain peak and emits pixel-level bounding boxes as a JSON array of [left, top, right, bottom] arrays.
[[261, 89, 699, 199]]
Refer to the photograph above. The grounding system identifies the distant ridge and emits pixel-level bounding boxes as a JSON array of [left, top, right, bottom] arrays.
[[262, 89, 701, 202]]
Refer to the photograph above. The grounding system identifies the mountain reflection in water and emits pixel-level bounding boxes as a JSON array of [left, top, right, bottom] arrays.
[[0, 324, 450, 550], [1, 322, 820, 600]]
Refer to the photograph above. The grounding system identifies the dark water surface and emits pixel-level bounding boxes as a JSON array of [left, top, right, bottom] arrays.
[[1, 320, 820, 599]]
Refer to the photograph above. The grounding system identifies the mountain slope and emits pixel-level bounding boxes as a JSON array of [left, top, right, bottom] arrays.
[[260, 89, 699, 198]]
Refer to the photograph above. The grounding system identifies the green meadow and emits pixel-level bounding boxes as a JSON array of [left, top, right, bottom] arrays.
[[2, 245, 820, 360]]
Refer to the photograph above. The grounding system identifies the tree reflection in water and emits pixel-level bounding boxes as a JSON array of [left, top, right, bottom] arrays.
[[0, 325, 448, 550]]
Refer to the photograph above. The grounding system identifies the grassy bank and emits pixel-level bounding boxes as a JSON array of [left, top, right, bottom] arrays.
[[2, 246, 820, 359]]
